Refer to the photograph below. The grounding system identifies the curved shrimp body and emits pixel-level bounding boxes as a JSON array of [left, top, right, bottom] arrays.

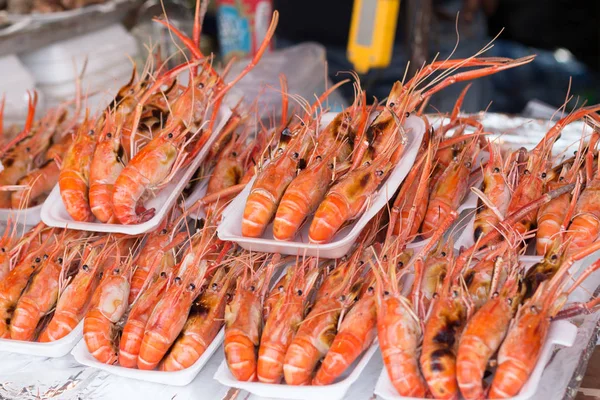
[[0, 252, 45, 338], [137, 254, 208, 370], [377, 292, 427, 397], [242, 128, 313, 238], [161, 267, 235, 371], [206, 135, 245, 195], [422, 145, 473, 239], [309, 152, 394, 244], [39, 250, 103, 342], [89, 118, 126, 223], [392, 162, 430, 239], [313, 279, 377, 385], [536, 179, 572, 255], [283, 296, 341, 385], [456, 274, 520, 399], [273, 148, 338, 241], [488, 301, 549, 398], [118, 269, 170, 368], [224, 256, 275, 381], [112, 133, 180, 224], [258, 263, 320, 383], [473, 144, 511, 241], [83, 261, 132, 364], [420, 287, 467, 399], [10, 254, 65, 341], [11, 160, 60, 208], [566, 178, 600, 254], [58, 119, 97, 222]]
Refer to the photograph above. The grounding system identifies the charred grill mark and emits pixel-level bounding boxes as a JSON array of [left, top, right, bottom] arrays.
[[359, 173, 371, 187], [430, 348, 454, 371]]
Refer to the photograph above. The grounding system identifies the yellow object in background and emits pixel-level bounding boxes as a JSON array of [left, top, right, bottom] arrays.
[[347, 0, 400, 74]]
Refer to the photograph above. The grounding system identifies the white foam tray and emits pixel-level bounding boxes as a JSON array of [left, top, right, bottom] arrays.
[[214, 341, 380, 400], [374, 320, 577, 400], [0, 204, 42, 227], [71, 328, 224, 386], [0, 320, 82, 358], [41, 108, 232, 235], [217, 113, 426, 259]]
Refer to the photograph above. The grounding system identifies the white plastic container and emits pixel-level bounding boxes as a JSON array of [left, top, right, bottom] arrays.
[[20, 24, 138, 85], [373, 320, 577, 400], [217, 113, 426, 259], [0, 204, 42, 227], [71, 329, 224, 386], [0, 321, 83, 358], [0, 55, 43, 123], [214, 341, 380, 400], [41, 107, 232, 235]]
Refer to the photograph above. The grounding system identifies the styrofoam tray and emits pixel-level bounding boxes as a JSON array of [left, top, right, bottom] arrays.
[[0, 320, 83, 358], [71, 328, 224, 386], [214, 341, 380, 400], [374, 320, 577, 400], [217, 114, 426, 259], [0, 204, 42, 226], [41, 107, 232, 234]]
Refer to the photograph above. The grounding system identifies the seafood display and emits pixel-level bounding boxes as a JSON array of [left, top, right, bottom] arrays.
[[0, 0, 598, 398], [0, 92, 75, 210]]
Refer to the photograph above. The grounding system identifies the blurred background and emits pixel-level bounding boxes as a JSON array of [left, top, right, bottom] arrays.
[[0, 0, 598, 121]]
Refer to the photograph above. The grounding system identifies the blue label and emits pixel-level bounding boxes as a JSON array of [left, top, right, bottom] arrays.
[[217, 5, 251, 57]]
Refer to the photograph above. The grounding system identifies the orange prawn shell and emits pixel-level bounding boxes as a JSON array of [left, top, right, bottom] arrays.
[[112, 134, 179, 224], [10, 257, 62, 341], [58, 122, 97, 222]]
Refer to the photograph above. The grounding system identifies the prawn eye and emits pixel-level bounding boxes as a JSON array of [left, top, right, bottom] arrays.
[[250, 285, 256, 292], [174, 277, 182, 284], [389, 102, 395, 107], [441, 251, 447, 257], [368, 286, 374, 293], [328, 163, 334, 169], [507, 298, 513, 305], [106, 132, 112, 138], [551, 254, 558, 261], [375, 170, 384, 177], [188, 283, 196, 291], [316, 155, 322, 162], [523, 169, 530, 175], [113, 268, 120, 274], [358, 260, 365, 266], [397, 261, 404, 268], [382, 255, 388, 262], [276, 148, 284, 155], [88, 130, 94, 135], [161, 229, 168, 234], [384, 291, 390, 296], [82, 264, 89, 271], [198, 82, 204, 89], [452, 290, 459, 298], [278, 285, 284, 291], [57, 257, 63, 264], [160, 272, 167, 278], [35, 257, 41, 263], [339, 295, 346, 301], [405, 112, 410, 118], [364, 161, 371, 167], [212, 283, 218, 289], [492, 291, 499, 298], [297, 289, 303, 296], [282, 128, 292, 137], [43, 254, 49, 260], [493, 167, 500, 173], [99, 272, 103, 279], [231, 151, 238, 157], [292, 152, 299, 159], [26, 147, 31, 152], [465, 161, 472, 168], [168, 133, 174, 139], [530, 305, 538, 313], [300, 121, 305, 126], [559, 176, 565, 182], [432, 293, 439, 299], [541, 172, 547, 178], [1, 248, 5, 252]]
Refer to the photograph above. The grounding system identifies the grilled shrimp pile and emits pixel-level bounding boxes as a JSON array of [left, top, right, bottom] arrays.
[[241, 56, 535, 244], [55, 9, 279, 225], [0, 93, 76, 209]]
